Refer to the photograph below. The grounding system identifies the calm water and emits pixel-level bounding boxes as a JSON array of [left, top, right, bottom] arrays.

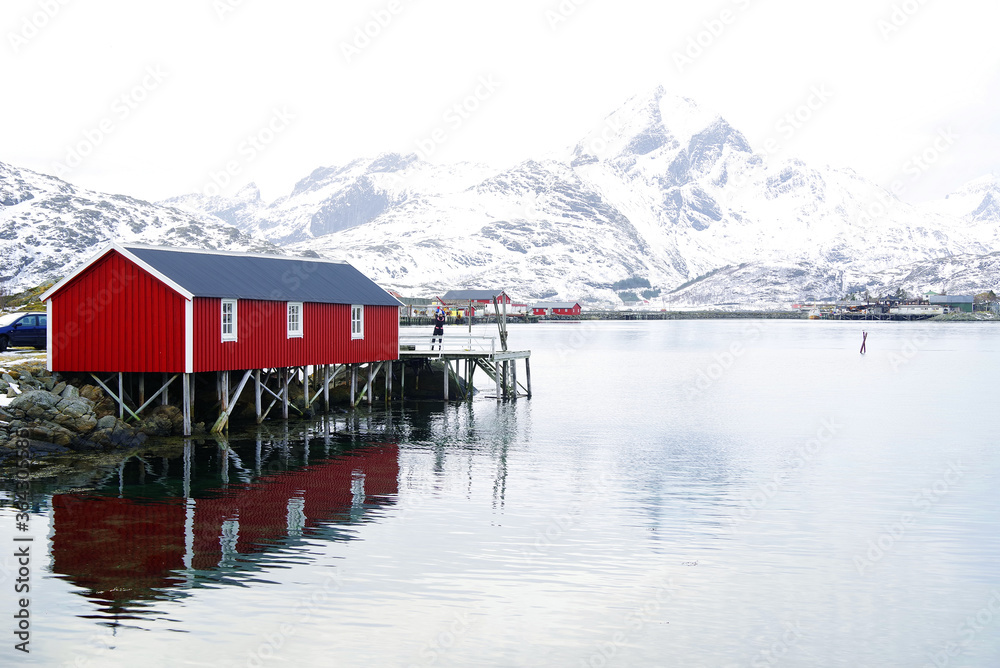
[[2, 320, 999, 667]]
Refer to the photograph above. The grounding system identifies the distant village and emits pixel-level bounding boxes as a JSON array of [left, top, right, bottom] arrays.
[[387, 289, 583, 320]]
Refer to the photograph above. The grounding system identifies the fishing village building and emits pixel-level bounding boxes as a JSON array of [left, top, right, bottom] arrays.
[[531, 301, 582, 317], [40, 244, 402, 435]]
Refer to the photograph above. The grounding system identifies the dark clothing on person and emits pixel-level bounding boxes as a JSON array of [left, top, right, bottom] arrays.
[[432, 312, 445, 349]]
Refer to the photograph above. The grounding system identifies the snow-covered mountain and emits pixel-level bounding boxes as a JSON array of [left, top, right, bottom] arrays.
[[5, 87, 1000, 306], [0, 161, 282, 290], [162, 86, 998, 306]]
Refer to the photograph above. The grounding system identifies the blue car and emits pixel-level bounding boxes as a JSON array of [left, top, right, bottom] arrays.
[[0, 312, 47, 351]]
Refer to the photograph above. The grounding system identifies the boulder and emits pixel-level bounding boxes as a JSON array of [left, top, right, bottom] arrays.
[[42, 377, 55, 391], [57, 397, 95, 419], [51, 381, 67, 396], [9, 390, 60, 412], [79, 385, 104, 402], [138, 414, 174, 436], [61, 385, 79, 400], [71, 415, 98, 433], [95, 415, 117, 430]]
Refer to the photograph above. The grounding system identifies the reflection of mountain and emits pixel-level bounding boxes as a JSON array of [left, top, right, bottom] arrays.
[[50, 444, 398, 606]]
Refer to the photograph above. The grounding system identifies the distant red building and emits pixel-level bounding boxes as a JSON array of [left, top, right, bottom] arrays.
[[41, 244, 401, 373], [531, 301, 582, 317]]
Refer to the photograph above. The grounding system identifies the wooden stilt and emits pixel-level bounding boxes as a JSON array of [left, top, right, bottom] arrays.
[[118, 372, 124, 419], [511, 360, 518, 400], [386, 362, 392, 403], [367, 364, 374, 406], [443, 357, 449, 401], [304, 366, 311, 413], [255, 369, 262, 423], [139, 373, 145, 409], [282, 368, 290, 420], [212, 369, 253, 434], [221, 370, 229, 417], [401, 361, 405, 401], [350, 365, 357, 407], [323, 364, 331, 413], [162, 372, 169, 405], [495, 361, 501, 402], [182, 373, 192, 436], [525, 357, 532, 398]]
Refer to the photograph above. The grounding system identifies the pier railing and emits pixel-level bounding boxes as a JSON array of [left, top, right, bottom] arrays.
[[399, 334, 496, 354]]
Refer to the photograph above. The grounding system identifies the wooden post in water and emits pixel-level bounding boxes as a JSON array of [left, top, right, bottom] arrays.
[[443, 358, 449, 401], [511, 360, 518, 400], [494, 360, 501, 401], [525, 358, 532, 398]]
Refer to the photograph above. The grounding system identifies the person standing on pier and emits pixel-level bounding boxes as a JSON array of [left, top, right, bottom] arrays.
[[432, 307, 446, 350]]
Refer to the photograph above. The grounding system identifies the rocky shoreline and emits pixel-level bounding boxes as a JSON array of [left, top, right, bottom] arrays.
[[0, 363, 191, 464]]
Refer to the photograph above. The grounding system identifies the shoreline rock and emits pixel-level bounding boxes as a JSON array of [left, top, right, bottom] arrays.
[[0, 364, 187, 464]]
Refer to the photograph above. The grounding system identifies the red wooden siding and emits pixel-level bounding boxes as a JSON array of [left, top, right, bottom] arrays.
[[50, 251, 186, 373], [194, 299, 398, 372]]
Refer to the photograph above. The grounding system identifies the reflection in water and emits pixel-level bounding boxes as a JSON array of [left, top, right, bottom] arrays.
[[44, 402, 527, 628], [49, 433, 399, 625]]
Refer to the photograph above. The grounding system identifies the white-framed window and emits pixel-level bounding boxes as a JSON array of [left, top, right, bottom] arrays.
[[287, 302, 303, 338], [221, 299, 238, 342], [351, 304, 364, 340]]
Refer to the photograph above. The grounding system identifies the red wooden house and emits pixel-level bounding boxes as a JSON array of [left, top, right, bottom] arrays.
[[40, 243, 401, 432], [531, 301, 582, 317]]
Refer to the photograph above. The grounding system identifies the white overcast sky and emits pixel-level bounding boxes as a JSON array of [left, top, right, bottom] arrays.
[[3, 0, 1000, 204]]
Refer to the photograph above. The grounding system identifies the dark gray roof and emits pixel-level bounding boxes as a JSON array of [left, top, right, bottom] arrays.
[[126, 246, 401, 306], [442, 289, 507, 300]]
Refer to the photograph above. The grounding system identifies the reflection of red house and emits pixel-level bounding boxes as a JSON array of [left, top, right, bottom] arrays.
[[50, 445, 399, 603], [531, 302, 582, 317]]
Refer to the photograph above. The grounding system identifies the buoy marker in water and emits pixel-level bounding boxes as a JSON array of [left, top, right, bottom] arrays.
[[860, 331, 867, 354]]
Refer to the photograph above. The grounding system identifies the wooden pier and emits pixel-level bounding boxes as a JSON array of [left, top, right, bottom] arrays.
[[84, 333, 531, 439], [398, 333, 531, 402]]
